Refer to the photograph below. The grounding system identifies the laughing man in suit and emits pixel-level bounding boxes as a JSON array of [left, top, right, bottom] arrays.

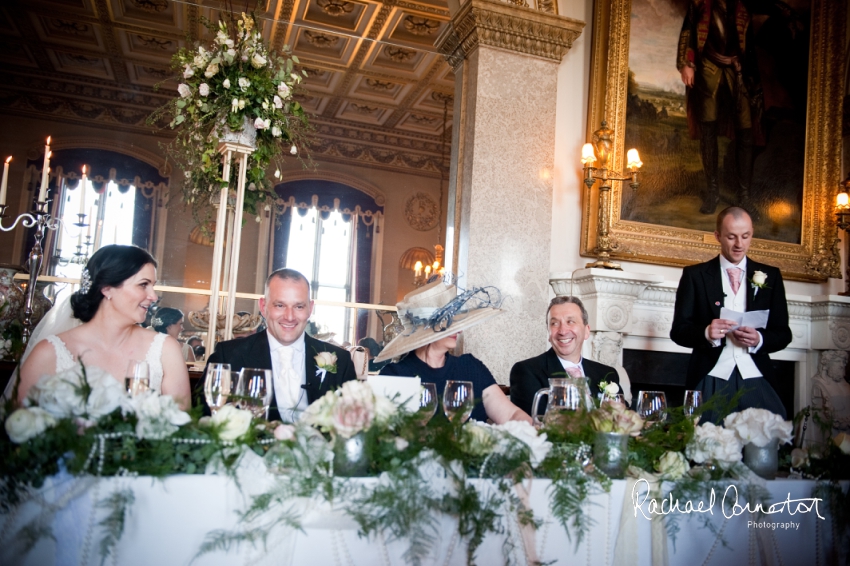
[[510, 296, 620, 418], [206, 268, 356, 421], [671, 207, 792, 421]]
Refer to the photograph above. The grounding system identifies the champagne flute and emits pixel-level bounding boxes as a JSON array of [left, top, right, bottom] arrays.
[[636, 390, 667, 422], [683, 390, 703, 416], [204, 363, 232, 415], [418, 383, 438, 425], [125, 360, 150, 397], [235, 368, 272, 419], [443, 380, 474, 423]]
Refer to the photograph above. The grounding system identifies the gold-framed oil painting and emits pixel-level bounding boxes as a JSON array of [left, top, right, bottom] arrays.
[[581, 0, 845, 281]]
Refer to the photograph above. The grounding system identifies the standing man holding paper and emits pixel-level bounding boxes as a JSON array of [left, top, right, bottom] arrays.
[[671, 207, 792, 420]]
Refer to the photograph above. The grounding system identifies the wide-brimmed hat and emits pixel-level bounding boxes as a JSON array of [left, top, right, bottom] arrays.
[[374, 280, 502, 362]]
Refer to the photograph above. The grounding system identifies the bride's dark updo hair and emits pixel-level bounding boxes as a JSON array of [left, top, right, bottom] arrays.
[[71, 245, 157, 322], [151, 307, 183, 333]]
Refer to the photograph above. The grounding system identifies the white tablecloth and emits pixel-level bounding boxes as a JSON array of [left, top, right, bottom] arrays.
[[1, 473, 843, 566]]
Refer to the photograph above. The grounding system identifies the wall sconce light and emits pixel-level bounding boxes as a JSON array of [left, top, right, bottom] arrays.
[[834, 174, 850, 295], [581, 121, 642, 270]]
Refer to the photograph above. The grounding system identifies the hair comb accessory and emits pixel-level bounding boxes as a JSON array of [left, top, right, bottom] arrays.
[[80, 268, 92, 294], [151, 317, 164, 328]]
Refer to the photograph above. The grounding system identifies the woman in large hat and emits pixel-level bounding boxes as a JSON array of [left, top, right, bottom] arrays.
[[375, 280, 531, 424]]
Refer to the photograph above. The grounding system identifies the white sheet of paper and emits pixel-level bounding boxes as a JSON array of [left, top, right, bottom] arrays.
[[719, 307, 770, 330], [367, 375, 421, 413]]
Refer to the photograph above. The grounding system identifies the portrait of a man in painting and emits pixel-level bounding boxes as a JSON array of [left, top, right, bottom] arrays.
[[621, 0, 809, 244]]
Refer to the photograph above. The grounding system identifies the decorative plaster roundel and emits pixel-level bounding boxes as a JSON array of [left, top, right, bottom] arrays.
[[604, 303, 628, 331], [404, 192, 439, 231], [832, 323, 850, 349]]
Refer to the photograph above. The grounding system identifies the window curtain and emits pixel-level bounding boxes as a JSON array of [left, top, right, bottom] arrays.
[[272, 180, 383, 342], [23, 148, 168, 258]]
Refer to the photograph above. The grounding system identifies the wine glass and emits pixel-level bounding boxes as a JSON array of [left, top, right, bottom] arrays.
[[683, 390, 703, 416], [636, 390, 667, 422], [235, 368, 273, 419], [443, 380, 473, 423], [417, 383, 438, 424], [204, 363, 232, 415], [602, 393, 627, 406], [125, 360, 150, 397]]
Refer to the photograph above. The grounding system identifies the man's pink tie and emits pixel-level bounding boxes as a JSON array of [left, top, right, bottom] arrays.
[[727, 267, 742, 295], [565, 366, 583, 378]]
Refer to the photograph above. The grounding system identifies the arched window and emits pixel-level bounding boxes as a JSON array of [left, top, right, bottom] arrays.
[[272, 180, 383, 345], [24, 148, 167, 298]]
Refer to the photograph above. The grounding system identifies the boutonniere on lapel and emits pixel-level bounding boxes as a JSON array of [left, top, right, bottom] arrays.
[[749, 270, 769, 297], [314, 351, 338, 385]]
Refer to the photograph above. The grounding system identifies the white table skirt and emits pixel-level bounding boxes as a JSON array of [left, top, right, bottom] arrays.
[[1, 473, 842, 566]]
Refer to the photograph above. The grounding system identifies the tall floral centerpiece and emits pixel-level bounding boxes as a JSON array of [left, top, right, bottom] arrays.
[[152, 13, 309, 222]]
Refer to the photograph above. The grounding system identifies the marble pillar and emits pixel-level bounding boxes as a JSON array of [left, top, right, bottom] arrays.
[[437, 0, 584, 381]]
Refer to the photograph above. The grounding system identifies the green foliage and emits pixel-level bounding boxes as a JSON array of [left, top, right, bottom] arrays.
[[146, 13, 311, 224], [97, 489, 135, 566]]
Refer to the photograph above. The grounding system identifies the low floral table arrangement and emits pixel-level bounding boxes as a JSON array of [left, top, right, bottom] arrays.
[[2, 365, 849, 565]]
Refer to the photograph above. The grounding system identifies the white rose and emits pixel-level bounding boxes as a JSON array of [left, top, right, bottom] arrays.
[[238, 99, 245, 110], [177, 84, 191, 98], [373, 394, 397, 424], [130, 392, 190, 439], [251, 52, 267, 68], [834, 432, 850, 455], [290, 145, 297, 155], [5, 407, 57, 444], [394, 437, 409, 451], [271, 125, 281, 137], [497, 420, 552, 467], [315, 351, 336, 368], [238, 77, 250, 90], [724, 408, 792, 447], [29, 369, 86, 418], [211, 405, 253, 441], [183, 65, 194, 78], [302, 390, 336, 432], [253, 117, 268, 130], [84, 370, 125, 419], [199, 83, 209, 97], [278, 83, 290, 98], [686, 422, 743, 468], [655, 451, 689, 479], [204, 63, 219, 78], [752, 271, 767, 286], [261, 100, 268, 110], [604, 382, 620, 398], [223, 78, 231, 89], [215, 30, 230, 46], [273, 95, 283, 108]]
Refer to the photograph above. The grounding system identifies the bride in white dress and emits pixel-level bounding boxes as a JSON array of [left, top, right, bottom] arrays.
[[17, 245, 191, 409]]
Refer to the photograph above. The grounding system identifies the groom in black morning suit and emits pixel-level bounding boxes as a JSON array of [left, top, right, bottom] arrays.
[[671, 207, 791, 420], [205, 269, 356, 421], [510, 296, 620, 418]]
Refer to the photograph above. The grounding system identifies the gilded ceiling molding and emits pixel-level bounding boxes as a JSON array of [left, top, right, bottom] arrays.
[[436, 0, 585, 70]]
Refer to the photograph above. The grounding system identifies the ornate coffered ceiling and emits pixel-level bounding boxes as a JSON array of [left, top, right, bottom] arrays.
[[0, 0, 454, 177]]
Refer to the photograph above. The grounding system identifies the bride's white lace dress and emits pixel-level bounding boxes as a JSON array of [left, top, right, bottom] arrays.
[[45, 333, 168, 393]]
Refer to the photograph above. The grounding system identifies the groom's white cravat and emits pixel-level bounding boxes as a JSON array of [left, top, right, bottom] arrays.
[[268, 331, 307, 422]]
